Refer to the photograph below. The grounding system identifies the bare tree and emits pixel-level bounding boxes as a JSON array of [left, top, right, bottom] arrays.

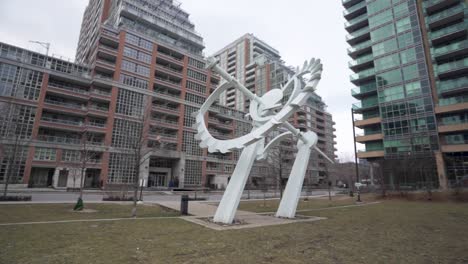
[[73, 129, 98, 211], [266, 145, 287, 198], [0, 101, 30, 198], [125, 113, 159, 218]]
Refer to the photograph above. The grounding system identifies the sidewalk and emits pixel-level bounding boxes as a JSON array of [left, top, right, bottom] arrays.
[[155, 200, 326, 231]]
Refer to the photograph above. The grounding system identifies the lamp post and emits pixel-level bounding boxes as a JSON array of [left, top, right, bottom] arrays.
[[351, 108, 361, 202]]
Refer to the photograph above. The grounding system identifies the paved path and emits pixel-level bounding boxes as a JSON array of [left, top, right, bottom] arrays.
[[154, 199, 326, 231]]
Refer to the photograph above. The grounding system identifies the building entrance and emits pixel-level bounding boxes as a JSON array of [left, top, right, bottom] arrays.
[[148, 172, 168, 187]]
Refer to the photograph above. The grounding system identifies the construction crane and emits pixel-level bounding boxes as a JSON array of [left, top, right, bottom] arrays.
[[29, 40, 50, 57]]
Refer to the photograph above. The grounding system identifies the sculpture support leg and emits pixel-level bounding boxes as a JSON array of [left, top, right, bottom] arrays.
[[213, 142, 260, 224], [276, 143, 312, 218]]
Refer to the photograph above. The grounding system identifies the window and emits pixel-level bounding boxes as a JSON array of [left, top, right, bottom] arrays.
[[184, 105, 198, 128], [398, 32, 414, 49], [372, 38, 398, 57], [400, 48, 416, 64], [34, 148, 56, 161], [187, 69, 207, 82], [371, 24, 395, 42], [125, 33, 153, 51], [188, 58, 206, 69], [369, 9, 393, 29], [108, 153, 136, 184], [405, 81, 422, 97], [377, 68, 403, 87], [121, 60, 150, 77], [62, 150, 80, 162], [394, 2, 409, 19], [0, 145, 27, 183], [0, 102, 36, 139], [120, 74, 148, 90], [403, 64, 419, 81], [116, 89, 145, 117], [123, 46, 152, 64], [375, 53, 400, 72], [184, 160, 202, 185], [186, 80, 206, 94], [368, 0, 392, 15], [182, 131, 203, 156], [380, 85, 404, 102], [396, 17, 411, 34], [185, 93, 205, 105], [111, 118, 143, 149]]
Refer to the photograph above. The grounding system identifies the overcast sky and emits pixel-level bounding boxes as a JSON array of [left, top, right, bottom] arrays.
[[0, 0, 360, 161]]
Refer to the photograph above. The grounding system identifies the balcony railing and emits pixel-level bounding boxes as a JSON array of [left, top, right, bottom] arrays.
[[48, 85, 89, 95], [438, 77, 468, 93], [439, 94, 468, 106], [433, 40, 468, 57], [41, 117, 83, 126], [344, 13, 368, 28], [348, 53, 374, 68], [346, 26, 370, 41], [350, 68, 375, 81], [436, 57, 468, 74], [44, 100, 86, 110], [427, 4, 466, 25], [351, 82, 378, 96], [37, 135, 81, 145], [429, 21, 468, 40], [343, 1, 366, 17], [352, 98, 378, 110], [347, 40, 372, 55]]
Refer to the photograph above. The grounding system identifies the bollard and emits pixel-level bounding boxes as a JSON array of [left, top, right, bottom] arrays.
[[180, 195, 189, 215]]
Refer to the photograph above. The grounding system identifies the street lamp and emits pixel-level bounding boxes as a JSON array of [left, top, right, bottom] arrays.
[[29, 40, 50, 57]]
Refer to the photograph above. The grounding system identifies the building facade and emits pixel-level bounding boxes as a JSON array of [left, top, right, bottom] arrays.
[[344, 0, 468, 188], [0, 0, 337, 190], [214, 34, 338, 185], [0, 0, 251, 190]]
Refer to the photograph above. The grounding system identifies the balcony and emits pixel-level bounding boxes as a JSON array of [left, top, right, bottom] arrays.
[[342, 0, 363, 8], [343, 1, 367, 19], [87, 105, 109, 117], [348, 53, 374, 71], [438, 122, 468, 133], [345, 13, 368, 32], [153, 104, 180, 116], [155, 76, 182, 90], [432, 40, 468, 60], [352, 99, 378, 112], [40, 117, 83, 131], [350, 67, 375, 84], [351, 82, 378, 99], [436, 57, 468, 78], [354, 116, 381, 128], [347, 40, 373, 59], [356, 132, 384, 143], [43, 99, 87, 113], [346, 26, 370, 45], [427, 4, 466, 29], [429, 21, 468, 45], [435, 96, 468, 113], [437, 77, 468, 95], [425, 0, 462, 14], [37, 135, 81, 145], [357, 150, 385, 159], [90, 88, 112, 100], [152, 118, 180, 129]]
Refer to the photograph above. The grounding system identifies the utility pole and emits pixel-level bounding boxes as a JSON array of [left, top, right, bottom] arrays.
[[29, 40, 50, 57], [351, 108, 361, 202]]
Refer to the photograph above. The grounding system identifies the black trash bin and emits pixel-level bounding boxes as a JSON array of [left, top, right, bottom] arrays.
[[180, 195, 189, 215]]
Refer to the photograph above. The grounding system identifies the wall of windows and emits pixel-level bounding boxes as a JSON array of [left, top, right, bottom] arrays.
[[0, 102, 36, 139], [121, 60, 150, 77], [116, 89, 145, 117], [123, 46, 152, 64], [120, 74, 148, 90], [111, 118, 143, 149], [108, 153, 136, 183]]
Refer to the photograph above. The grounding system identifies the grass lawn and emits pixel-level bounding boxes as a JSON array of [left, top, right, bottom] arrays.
[[1, 200, 468, 264], [0, 203, 179, 224], [237, 195, 366, 213]]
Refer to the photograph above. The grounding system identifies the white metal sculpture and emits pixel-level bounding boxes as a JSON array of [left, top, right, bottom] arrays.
[[194, 57, 334, 224]]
